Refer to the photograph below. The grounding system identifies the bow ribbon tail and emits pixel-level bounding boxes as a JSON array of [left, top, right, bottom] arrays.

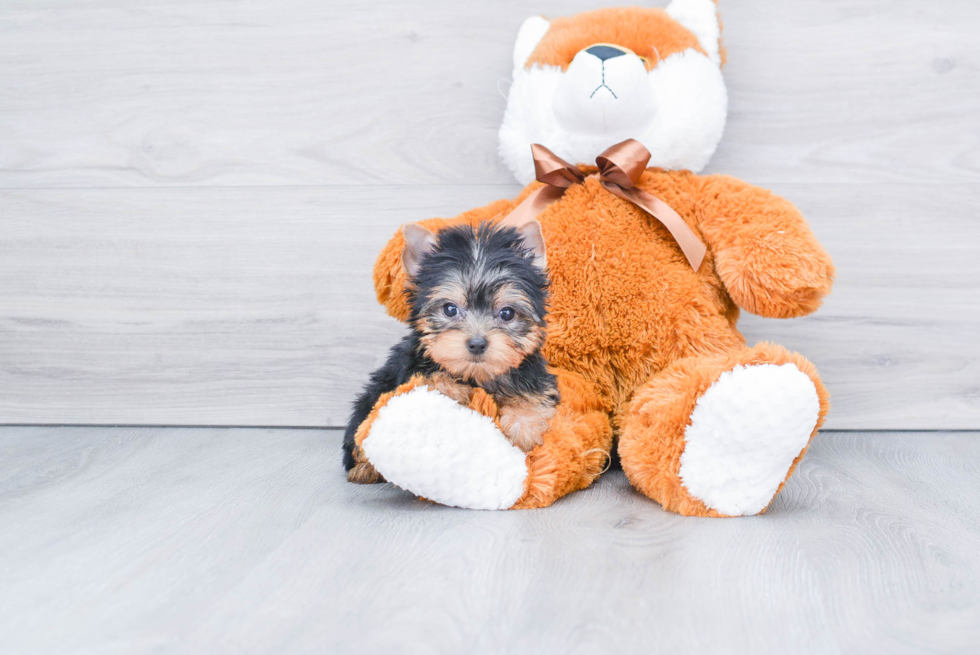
[[603, 182, 707, 271], [498, 183, 567, 230]]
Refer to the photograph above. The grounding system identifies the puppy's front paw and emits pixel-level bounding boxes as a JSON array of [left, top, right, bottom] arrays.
[[347, 461, 383, 484], [347, 446, 385, 484], [499, 400, 556, 452]]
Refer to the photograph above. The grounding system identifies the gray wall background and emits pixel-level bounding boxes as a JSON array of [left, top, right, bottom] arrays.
[[1, 0, 978, 429]]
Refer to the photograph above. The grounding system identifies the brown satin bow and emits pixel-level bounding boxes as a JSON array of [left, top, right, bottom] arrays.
[[502, 139, 707, 271]]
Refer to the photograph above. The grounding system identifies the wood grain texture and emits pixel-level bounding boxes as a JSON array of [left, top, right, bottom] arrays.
[[2, 183, 978, 428], [0, 0, 977, 188], [1, 427, 979, 654], [0, 185, 514, 426], [1, 0, 979, 428]]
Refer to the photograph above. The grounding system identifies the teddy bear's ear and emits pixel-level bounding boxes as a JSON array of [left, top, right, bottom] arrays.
[[666, 0, 723, 66], [515, 219, 547, 271], [512, 16, 551, 70], [401, 223, 438, 279]]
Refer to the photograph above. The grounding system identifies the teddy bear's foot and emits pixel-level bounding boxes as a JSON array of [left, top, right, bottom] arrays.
[[678, 363, 819, 515], [361, 386, 529, 510], [355, 369, 612, 511], [619, 343, 829, 517]]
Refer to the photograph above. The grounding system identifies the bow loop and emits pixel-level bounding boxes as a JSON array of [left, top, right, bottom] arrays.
[[595, 138, 650, 188], [531, 144, 585, 188]]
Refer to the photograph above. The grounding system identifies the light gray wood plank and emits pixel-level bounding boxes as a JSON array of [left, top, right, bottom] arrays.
[[715, 1, 980, 184], [0, 0, 977, 188], [741, 182, 980, 429], [1, 427, 979, 654], [2, 182, 978, 429], [0, 184, 516, 427]]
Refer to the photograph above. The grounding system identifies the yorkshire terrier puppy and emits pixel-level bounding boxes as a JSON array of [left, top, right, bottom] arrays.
[[343, 219, 559, 484]]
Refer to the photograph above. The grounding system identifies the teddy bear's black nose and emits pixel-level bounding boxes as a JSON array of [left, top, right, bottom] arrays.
[[466, 336, 488, 355], [586, 44, 628, 61]]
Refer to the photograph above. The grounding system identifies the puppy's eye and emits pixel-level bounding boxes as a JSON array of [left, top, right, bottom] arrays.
[[443, 303, 459, 318], [499, 307, 515, 322]]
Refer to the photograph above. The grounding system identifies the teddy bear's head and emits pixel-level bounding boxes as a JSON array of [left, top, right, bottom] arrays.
[[499, 1, 727, 184]]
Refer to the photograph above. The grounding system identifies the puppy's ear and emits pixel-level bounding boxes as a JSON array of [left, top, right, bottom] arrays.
[[401, 223, 438, 278], [516, 219, 547, 271]]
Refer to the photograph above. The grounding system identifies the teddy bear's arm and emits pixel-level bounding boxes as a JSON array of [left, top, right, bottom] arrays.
[[695, 174, 835, 319], [373, 197, 520, 322]]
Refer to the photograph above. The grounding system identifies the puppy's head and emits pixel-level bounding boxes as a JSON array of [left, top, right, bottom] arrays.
[[402, 220, 549, 384]]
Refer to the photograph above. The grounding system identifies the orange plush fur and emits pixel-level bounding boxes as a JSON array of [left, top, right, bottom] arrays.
[[359, 5, 833, 515], [525, 6, 724, 71]]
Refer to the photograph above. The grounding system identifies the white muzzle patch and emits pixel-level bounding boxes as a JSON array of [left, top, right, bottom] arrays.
[[553, 47, 656, 135]]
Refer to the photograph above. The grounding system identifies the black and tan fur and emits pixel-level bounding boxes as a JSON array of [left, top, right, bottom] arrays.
[[343, 220, 559, 483]]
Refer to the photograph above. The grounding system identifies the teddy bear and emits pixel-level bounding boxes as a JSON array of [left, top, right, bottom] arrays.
[[345, 0, 835, 516]]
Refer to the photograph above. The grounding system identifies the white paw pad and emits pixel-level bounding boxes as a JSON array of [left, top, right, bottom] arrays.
[[362, 387, 528, 510], [679, 363, 820, 516]]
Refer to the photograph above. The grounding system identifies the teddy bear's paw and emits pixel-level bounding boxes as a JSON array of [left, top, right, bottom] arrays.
[[361, 386, 528, 510], [679, 363, 820, 516]]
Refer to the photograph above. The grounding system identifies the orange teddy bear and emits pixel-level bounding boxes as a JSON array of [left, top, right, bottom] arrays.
[[348, 1, 834, 516]]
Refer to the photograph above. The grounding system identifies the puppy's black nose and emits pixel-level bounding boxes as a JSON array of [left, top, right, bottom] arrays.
[[466, 336, 488, 355], [585, 44, 628, 61]]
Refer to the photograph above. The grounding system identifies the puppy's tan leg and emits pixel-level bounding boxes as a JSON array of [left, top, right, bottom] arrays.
[[425, 371, 474, 406], [498, 395, 557, 452]]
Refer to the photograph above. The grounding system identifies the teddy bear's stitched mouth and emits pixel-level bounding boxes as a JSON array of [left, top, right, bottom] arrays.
[[590, 83, 618, 99], [589, 61, 618, 100]]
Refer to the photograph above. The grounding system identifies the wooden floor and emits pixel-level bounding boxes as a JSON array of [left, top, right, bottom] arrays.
[[2, 427, 978, 654]]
